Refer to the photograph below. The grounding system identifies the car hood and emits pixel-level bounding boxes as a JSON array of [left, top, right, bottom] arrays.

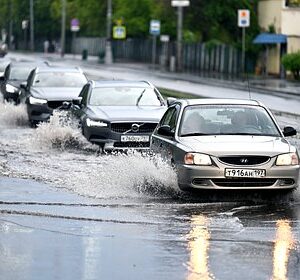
[[7, 79, 25, 87], [31, 87, 82, 101], [179, 135, 293, 157], [88, 105, 167, 122]]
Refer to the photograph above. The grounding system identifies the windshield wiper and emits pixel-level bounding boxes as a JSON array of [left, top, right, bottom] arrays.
[[181, 132, 211, 137], [219, 132, 261, 136], [136, 89, 146, 106]]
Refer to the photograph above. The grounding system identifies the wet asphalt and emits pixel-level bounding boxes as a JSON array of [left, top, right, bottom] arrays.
[[0, 54, 300, 280]]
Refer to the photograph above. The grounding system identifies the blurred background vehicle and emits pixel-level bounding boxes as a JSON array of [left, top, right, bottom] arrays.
[[22, 66, 88, 126], [71, 80, 167, 151], [0, 42, 7, 57], [0, 61, 49, 104]]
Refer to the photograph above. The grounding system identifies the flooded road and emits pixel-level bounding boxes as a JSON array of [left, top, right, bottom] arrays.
[[0, 96, 299, 280], [1, 56, 300, 279]]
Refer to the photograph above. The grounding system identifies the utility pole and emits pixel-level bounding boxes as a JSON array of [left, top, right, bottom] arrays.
[[105, 0, 113, 64], [8, 0, 13, 49], [61, 0, 66, 57], [171, 1, 190, 72], [177, 6, 183, 72], [29, 0, 34, 51]]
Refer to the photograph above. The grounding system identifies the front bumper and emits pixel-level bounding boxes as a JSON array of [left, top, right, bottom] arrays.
[[177, 158, 299, 191], [3, 90, 20, 102], [84, 125, 153, 150], [27, 103, 52, 122]]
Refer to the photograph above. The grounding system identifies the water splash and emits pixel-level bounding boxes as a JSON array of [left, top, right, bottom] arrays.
[[0, 101, 28, 127], [34, 110, 96, 151]]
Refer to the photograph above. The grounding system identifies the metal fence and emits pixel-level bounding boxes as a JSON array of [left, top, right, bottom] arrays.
[[73, 37, 252, 78]]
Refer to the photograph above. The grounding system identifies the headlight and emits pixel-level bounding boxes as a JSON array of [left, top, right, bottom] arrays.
[[6, 84, 18, 93], [29, 96, 47, 105], [276, 153, 299, 166], [184, 153, 212, 165], [86, 118, 108, 127]]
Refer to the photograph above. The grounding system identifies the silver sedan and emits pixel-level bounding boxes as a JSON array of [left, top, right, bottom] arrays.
[[151, 99, 299, 191]]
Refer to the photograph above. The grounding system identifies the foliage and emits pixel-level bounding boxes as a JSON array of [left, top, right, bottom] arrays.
[[282, 52, 300, 79], [0, 0, 260, 53]]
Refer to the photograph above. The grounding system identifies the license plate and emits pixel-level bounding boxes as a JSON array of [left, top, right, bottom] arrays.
[[121, 135, 150, 142], [225, 168, 266, 178]]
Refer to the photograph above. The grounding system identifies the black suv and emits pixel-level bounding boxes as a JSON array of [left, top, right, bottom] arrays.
[[21, 66, 88, 126]]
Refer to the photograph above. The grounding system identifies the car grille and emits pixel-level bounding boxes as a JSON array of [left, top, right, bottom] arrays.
[[212, 178, 277, 187], [114, 142, 150, 148], [218, 156, 270, 166], [47, 101, 64, 109], [111, 122, 158, 134]]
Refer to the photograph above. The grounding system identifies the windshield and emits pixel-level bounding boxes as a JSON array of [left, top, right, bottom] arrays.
[[180, 105, 281, 137], [32, 72, 87, 87], [89, 87, 162, 106], [9, 67, 31, 80]]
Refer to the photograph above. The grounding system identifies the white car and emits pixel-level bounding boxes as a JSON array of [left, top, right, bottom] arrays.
[[151, 98, 299, 192]]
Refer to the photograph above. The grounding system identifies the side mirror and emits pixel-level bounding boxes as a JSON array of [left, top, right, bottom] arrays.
[[20, 82, 27, 89], [283, 126, 297, 137], [167, 97, 176, 107], [157, 125, 174, 137], [0, 76, 5, 82], [72, 97, 82, 107], [61, 101, 71, 110]]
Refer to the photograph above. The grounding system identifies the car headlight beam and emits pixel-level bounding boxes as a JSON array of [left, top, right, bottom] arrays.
[[29, 96, 47, 105], [86, 118, 108, 127], [184, 153, 212, 166], [276, 153, 299, 166], [6, 84, 18, 93]]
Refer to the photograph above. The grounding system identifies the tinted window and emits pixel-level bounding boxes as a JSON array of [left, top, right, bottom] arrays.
[[32, 72, 87, 87], [89, 87, 162, 106], [180, 105, 281, 136]]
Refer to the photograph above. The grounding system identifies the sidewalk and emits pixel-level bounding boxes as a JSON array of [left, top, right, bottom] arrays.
[[57, 53, 300, 99]]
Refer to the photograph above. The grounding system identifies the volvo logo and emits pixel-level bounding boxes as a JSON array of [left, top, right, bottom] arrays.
[[240, 158, 249, 164], [131, 123, 140, 132]]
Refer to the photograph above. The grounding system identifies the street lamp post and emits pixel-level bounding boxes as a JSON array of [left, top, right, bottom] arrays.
[[29, 0, 34, 51], [61, 0, 66, 57], [171, 0, 190, 72], [105, 0, 113, 64], [177, 6, 183, 72]]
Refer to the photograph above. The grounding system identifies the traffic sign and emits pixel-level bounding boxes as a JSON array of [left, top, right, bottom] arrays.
[[150, 20, 160, 36], [22, 20, 28, 30], [238, 9, 250, 27], [160, 35, 170, 42], [71, 18, 80, 32], [113, 26, 126, 39], [171, 0, 190, 7]]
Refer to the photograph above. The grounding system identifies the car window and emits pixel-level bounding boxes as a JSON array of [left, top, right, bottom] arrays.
[[179, 105, 281, 136], [160, 106, 177, 129], [88, 87, 162, 106], [32, 72, 87, 87]]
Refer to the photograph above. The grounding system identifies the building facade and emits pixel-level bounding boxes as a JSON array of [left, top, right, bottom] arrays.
[[258, 0, 300, 75]]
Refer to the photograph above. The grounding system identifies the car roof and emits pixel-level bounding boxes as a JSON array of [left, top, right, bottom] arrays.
[[9, 61, 49, 68], [91, 80, 154, 88], [34, 66, 83, 74], [177, 98, 263, 107]]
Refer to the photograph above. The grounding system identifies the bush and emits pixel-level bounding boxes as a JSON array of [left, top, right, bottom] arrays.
[[281, 52, 300, 79]]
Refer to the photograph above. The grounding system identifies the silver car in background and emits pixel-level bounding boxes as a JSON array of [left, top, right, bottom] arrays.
[[151, 99, 299, 192]]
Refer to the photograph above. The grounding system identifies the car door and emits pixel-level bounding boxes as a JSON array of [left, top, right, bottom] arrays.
[[151, 104, 180, 161]]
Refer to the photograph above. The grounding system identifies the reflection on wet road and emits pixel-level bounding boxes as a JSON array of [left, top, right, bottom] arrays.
[[0, 85, 300, 280]]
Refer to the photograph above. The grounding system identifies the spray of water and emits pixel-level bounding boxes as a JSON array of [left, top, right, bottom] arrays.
[[0, 101, 28, 127], [33, 110, 96, 151]]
